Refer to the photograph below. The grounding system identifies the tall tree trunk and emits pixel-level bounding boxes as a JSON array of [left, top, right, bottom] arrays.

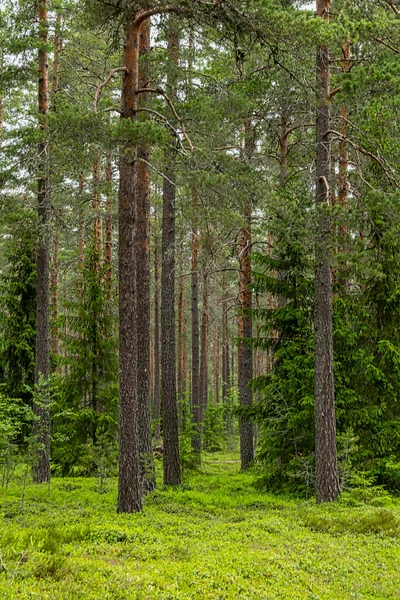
[[177, 243, 185, 402], [136, 16, 155, 493], [105, 154, 113, 299], [161, 19, 181, 486], [213, 326, 220, 406], [33, 0, 51, 484], [337, 38, 350, 293], [278, 104, 289, 310], [221, 273, 230, 401], [191, 188, 201, 454], [314, 0, 340, 503], [199, 270, 209, 413], [91, 154, 103, 268], [117, 17, 142, 513], [238, 120, 254, 471], [153, 211, 161, 442], [50, 13, 62, 368], [50, 233, 60, 360], [78, 174, 85, 302]]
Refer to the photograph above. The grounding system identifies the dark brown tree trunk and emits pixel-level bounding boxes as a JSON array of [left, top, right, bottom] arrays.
[[177, 244, 185, 402], [213, 327, 220, 406], [221, 273, 230, 401], [50, 233, 60, 360], [337, 38, 350, 294], [161, 19, 181, 486], [199, 270, 209, 413], [50, 14, 61, 369], [78, 174, 85, 302], [105, 155, 113, 299], [153, 211, 161, 442], [314, 0, 340, 504], [33, 0, 51, 484], [136, 16, 155, 493], [92, 154, 103, 268], [117, 17, 142, 513], [238, 121, 254, 471], [278, 105, 289, 309], [191, 188, 201, 454]]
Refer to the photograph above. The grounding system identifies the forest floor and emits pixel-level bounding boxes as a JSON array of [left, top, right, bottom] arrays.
[[1, 452, 400, 599]]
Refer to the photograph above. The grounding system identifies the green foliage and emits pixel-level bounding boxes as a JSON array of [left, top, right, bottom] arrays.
[[1, 455, 400, 598], [0, 216, 36, 403], [52, 249, 118, 476]]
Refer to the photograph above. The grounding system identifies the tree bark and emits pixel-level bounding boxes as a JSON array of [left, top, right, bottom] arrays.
[[136, 16, 155, 493], [33, 0, 51, 484], [105, 155, 113, 299], [213, 326, 220, 406], [161, 19, 181, 486], [191, 188, 201, 454], [199, 270, 209, 413], [153, 210, 161, 442], [91, 153, 103, 268], [238, 120, 254, 471], [314, 0, 340, 504], [221, 273, 230, 401], [117, 17, 142, 513], [177, 243, 185, 402]]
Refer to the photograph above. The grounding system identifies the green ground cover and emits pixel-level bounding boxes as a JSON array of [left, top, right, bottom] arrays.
[[1, 453, 400, 599]]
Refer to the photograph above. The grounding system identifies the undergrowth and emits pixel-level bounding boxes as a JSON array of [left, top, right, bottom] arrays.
[[1, 452, 400, 599]]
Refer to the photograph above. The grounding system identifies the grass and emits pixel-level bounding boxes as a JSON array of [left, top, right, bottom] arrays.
[[1, 452, 400, 599]]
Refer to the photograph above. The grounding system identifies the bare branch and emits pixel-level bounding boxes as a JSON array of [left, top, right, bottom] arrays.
[[93, 66, 127, 112], [136, 87, 194, 151], [328, 129, 399, 188]]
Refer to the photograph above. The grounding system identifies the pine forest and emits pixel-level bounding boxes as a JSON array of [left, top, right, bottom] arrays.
[[1, 0, 400, 598]]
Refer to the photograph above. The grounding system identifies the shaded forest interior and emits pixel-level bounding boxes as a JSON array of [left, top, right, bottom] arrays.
[[1, 0, 400, 517]]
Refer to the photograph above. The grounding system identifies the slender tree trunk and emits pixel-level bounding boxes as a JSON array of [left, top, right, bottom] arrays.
[[238, 120, 254, 471], [33, 0, 51, 484], [153, 211, 161, 442], [50, 233, 59, 360], [278, 105, 289, 309], [105, 155, 113, 299], [92, 154, 103, 268], [161, 19, 181, 486], [78, 174, 85, 302], [199, 270, 209, 414], [191, 188, 201, 453], [213, 326, 220, 406], [177, 244, 185, 402], [117, 17, 142, 513], [221, 273, 230, 401], [314, 0, 340, 504], [136, 16, 155, 493], [50, 13, 62, 368], [338, 38, 350, 294]]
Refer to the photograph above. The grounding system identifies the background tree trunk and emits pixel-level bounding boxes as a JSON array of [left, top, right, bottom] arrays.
[[117, 17, 142, 513], [153, 211, 161, 443], [161, 19, 181, 486], [33, 0, 51, 484], [136, 16, 155, 494], [191, 188, 201, 454], [238, 120, 254, 471], [314, 0, 340, 504]]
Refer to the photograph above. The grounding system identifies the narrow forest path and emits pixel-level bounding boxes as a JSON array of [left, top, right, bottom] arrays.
[[1, 452, 400, 599]]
